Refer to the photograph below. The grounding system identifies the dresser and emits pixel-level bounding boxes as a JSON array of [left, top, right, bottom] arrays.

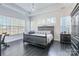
[[71, 3, 79, 56], [60, 34, 71, 43]]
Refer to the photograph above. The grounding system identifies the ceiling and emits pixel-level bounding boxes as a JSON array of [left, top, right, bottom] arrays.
[[0, 3, 76, 16], [15, 3, 76, 16], [15, 3, 54, 12]]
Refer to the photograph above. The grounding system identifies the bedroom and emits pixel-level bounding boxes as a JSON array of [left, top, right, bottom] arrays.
[[0, 3, 78, 56]]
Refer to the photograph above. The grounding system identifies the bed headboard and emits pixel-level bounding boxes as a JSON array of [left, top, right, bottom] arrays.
[[38, 26, 54, 36]]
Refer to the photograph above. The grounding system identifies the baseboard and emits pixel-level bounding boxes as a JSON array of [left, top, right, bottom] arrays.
[[54, 39, 60, 42]]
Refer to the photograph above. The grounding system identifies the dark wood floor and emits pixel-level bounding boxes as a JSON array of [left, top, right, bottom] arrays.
[[1, 39, 71, 56]]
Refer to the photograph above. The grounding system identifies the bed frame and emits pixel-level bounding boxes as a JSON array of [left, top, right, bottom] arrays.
[[23, 26, 54, 48]]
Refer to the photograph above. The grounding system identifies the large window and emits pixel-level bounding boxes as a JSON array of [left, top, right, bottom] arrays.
[[0, 15, 25, 35], [47, 17, 56, 26], [60, 16, 71, 34]]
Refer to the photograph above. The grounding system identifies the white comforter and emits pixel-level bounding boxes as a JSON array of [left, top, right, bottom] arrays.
[[47, 34, 53, 43]]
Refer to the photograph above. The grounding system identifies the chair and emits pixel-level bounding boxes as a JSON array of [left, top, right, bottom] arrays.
[[1, 32, 9, 47]]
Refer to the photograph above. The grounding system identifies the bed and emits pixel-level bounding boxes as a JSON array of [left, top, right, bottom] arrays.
[[23, 26, 54, 48]]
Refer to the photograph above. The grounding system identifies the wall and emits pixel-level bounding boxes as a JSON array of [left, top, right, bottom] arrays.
[[31, 8, 71, 41], [25, 16, 30, 34]]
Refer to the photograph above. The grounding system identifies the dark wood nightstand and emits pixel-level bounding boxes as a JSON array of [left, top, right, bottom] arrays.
[[60, 34, 71, 44]]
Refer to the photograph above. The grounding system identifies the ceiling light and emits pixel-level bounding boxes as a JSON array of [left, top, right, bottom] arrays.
[[31, 3, 36, 12]]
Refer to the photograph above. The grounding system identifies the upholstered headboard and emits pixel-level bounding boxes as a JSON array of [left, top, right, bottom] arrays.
[[38, 26, 54, 31], [38, 26, 54, 37]]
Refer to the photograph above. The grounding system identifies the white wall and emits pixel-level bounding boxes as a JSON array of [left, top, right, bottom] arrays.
[[25, 16, 30, 34], [31, 8, 72, 41]]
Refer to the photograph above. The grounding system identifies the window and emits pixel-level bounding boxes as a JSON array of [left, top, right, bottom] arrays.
[[47, 17, 56, 26], [60, 16, 71, 34], [0, 15, 25, 35]]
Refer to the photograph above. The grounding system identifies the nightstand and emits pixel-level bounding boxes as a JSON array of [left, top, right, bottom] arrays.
[[60, 34, 71, 44]]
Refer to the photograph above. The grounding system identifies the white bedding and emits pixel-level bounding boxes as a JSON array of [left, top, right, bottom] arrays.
[[31, 33, 53, 44], [31, 33, 46, 36], [47, 34, 53, 44]]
